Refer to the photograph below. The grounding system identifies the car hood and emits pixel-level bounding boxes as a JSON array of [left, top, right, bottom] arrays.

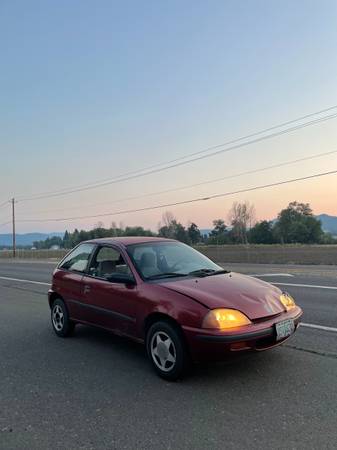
[[158, 272, 285, 320]]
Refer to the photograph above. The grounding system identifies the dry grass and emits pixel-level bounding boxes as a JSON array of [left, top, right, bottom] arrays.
[[1, 245, 337, 265]]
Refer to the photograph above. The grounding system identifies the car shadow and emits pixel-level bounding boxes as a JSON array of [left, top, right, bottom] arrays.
[[73, 323, 147, 359], [65, 323, 283, 383]]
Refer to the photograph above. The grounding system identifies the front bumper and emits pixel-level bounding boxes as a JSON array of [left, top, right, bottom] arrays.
[[183, 306, 302, 362]]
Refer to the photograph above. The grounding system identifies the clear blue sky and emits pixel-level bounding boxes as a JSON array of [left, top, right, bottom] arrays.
[[1, 0, 337, 232]]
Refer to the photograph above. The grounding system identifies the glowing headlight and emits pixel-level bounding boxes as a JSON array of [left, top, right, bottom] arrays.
[[280, 293, 296, 311], [202, 308, 251, 330]]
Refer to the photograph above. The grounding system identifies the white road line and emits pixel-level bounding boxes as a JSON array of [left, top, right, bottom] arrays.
[[0, 275, 50, 286], [273, 282, 337, 290], [250, 273, 294, 277], [301, 322, 337, 333]]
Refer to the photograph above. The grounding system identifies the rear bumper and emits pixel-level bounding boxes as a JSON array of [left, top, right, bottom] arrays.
[[183, 306, 302, 362]]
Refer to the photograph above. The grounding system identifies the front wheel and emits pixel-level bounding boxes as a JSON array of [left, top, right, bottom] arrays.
[[51, 299, 75, 337], [146, 321, 189, 380]]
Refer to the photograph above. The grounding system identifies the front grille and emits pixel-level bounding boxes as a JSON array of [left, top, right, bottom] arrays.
[[252, 312, 283, 324]]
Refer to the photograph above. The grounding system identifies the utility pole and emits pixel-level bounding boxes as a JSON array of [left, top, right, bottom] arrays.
[[12, 198, 16, 258]]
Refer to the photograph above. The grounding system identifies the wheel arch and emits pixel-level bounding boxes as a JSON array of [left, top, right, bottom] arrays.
[[144, 312, 192, 377], [143, 312, 190, 352], [48, 291, 64, 309]]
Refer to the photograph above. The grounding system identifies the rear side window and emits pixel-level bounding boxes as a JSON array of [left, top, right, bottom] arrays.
[[59, 243, 95, 273]]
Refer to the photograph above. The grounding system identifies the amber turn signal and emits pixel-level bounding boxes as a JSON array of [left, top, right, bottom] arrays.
[[279, 293, 296, 311]]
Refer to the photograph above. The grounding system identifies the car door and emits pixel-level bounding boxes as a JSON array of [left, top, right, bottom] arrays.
[[55, 242, 96, 321], [81, 245, 140, 337]]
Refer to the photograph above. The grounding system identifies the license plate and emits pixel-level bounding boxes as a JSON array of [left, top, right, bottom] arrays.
[[275, 319, 295, 341]]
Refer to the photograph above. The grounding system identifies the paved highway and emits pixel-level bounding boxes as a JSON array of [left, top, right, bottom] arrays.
[[0, 260, 336, 449]]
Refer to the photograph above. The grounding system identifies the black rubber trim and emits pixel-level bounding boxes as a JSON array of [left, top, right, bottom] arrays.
[[196, 327, 274, 343], [67, 299, 136, 323]]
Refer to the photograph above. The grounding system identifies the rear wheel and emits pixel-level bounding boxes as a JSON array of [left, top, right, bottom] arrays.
[[146, 321, 189, 380], [51, 299, 75, 337]]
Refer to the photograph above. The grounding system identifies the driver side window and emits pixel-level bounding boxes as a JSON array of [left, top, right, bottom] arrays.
[[89, 246, 133, 281]]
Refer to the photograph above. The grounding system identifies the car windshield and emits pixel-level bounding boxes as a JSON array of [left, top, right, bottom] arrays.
[[126, 241, 223, 280]]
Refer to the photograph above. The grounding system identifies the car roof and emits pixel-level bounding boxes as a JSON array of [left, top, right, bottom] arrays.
[[84, 236, 176, 247]]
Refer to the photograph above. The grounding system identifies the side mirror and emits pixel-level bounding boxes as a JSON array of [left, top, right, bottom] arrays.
[[107, 273, 136, 286]]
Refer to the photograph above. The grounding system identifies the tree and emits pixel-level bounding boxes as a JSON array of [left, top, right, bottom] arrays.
[[274, 201, 323, 243], [33, 236, 63, 249], [110, 222, 123, 237], [228, 201, 255, 244], [63, 230, 71, 248], [123, 226, 154, 237], [158, 220, 189, 243], [158, 212, 189, 243], [248, 221, 275, 244], [79, 230, 89, 242], [94, 221, 104, 229], [207, 219, 229, 244], [187, 222, 201, 244], [162, 211, 176, 228], [173, 222, 189, 243], [288, 201, 312, 216], [71, 229, 80, 246], [210, 219, 227, 236], [320, 232, 337, 244], [158, 212, 175, 238]]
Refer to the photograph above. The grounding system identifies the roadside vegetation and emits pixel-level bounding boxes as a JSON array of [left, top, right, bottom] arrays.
[[29, 201, 336, 250]]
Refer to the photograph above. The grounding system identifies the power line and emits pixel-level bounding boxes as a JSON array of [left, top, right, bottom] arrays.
[[22, 104, 337, 198], [18, 148, 337, 216], [0, 200, 9, 210], [16, 108, 337, 202], [0, 221, 11, 228], [15, 168, 337, 223], [17, 111, 337, 201]]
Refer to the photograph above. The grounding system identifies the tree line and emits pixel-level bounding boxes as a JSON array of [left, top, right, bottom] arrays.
[[32, 201, 336, 249]]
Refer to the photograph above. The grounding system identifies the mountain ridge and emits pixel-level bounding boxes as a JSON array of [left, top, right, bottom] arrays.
[[0, 232, 64, 247], [317, 214, 337, 235]]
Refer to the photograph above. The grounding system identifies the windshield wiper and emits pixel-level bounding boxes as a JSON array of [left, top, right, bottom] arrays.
[[147, 272, 188, 280], [188, 268, 216, 277], [188, 268, 230, 277], [148, 268, 231, 280], [204, 269, 231, 276]]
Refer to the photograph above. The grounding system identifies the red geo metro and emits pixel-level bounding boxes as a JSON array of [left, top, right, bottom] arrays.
[[49, 237, 302, 380]]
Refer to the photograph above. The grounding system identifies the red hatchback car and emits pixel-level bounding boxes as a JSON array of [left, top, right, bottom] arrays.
[[49, 237, 302, 379]]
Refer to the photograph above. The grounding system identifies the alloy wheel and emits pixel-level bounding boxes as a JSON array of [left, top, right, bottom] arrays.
[[52, 305, 64, 332], [150, 331, 177, 372]]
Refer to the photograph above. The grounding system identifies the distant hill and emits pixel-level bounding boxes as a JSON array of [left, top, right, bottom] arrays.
[[0, 232, 64, 247], [200, 228, 212, 237], [317, 214, 337, 235]]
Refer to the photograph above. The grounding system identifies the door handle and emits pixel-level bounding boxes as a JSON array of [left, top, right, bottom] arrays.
[[83, 285, 91, 294]]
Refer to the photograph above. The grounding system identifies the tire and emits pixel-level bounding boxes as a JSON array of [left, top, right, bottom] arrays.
[[146, 321, 189, 381], [51, 298, 75, 337]]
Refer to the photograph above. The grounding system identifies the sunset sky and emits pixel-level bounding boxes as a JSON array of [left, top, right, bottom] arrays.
[[1, 0, 337, 233]]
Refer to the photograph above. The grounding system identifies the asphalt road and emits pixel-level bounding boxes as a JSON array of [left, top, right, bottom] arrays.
[[0, 261, 336, 449]]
